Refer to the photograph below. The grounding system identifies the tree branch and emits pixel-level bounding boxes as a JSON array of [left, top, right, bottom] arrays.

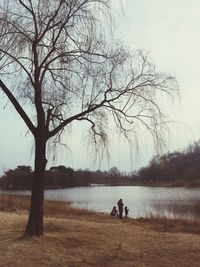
[[0, 48, 34, 85], [47, 101, 105, 139], [0, 79, 36, 135]]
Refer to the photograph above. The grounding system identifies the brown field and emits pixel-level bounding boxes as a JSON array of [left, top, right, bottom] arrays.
[[1, 195, 200, 267]]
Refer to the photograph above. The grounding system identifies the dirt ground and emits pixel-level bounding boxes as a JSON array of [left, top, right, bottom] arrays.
[[1, 209, 200, 267]]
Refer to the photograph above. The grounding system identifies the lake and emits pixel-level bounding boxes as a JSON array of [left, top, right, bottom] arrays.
[[3, 185, 200, 219]]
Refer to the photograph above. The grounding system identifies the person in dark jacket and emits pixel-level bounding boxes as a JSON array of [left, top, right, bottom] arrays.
[[117, 199, 124, 219], [125, 206, 129, 218]]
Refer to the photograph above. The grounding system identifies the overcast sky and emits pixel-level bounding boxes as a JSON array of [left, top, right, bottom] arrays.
[[1, 0, 200, 174]]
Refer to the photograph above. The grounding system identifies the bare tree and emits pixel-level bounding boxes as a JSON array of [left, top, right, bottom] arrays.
[[0, 0, 177, 236]]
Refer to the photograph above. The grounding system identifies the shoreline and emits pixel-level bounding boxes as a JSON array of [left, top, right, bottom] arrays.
[[2, 180, 200, 192]]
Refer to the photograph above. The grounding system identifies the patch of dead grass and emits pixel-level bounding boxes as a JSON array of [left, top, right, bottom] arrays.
[[1, 195, 200, 266], [135, 216, 200, 235], [0, 194, 97, 218]]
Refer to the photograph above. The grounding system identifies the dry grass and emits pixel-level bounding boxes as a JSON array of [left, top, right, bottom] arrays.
[[0, 194, 31, 212], [0, 194, 97, 217], [1, 195, 200, 266], [135, 215, 200, 235]]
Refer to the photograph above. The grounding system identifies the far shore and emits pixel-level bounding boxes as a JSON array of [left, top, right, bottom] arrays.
[[1, 194, 200, 266], [2, 180, 200, 192]]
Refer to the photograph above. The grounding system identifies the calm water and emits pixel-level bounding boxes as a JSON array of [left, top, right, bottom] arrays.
[[2, 186, 200, 219]]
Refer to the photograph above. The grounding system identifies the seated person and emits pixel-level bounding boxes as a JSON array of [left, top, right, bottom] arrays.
[[110, 206, 118, 217]]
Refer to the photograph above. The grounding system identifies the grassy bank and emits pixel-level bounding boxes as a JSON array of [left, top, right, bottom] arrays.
[[1, 195, 200, 266]]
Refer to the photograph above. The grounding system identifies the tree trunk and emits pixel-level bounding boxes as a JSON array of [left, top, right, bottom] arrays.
[[25, 136, 47, 236]]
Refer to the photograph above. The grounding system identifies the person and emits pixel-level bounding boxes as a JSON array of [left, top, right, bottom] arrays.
[[110, 206, 118, 217], [125, 206, 129, 218], [117, 199, 124, 219]]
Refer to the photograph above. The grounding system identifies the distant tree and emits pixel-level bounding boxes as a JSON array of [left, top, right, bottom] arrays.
[[109, 167, 120, 176], [50, 165, 73, 173], [0, 0, 176, 236], [46, 165, 74, 187], [0, 165, 33, 190], [15, 165, 32, 173], [137, 141, 200, 184]]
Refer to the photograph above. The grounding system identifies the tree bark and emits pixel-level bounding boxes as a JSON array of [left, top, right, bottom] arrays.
[[25, 135, 47, 236]]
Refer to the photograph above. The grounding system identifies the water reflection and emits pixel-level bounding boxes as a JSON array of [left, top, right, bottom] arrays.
[[1, 186, 200, 220]]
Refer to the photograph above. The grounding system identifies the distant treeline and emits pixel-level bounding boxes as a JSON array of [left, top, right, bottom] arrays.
[[137, 141, 200, 186], [1, 141, 200, 190], [0, 165, 136, 190]]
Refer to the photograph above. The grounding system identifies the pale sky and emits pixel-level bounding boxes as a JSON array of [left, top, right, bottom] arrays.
[[1, 0, 200, 174]]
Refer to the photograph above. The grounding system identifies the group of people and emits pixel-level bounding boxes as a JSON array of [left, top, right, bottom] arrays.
[[110, 199, 129, 219]]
